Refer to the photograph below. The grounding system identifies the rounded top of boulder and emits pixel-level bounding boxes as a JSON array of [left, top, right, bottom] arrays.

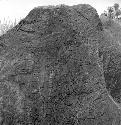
[[24, 4, 99, 27]]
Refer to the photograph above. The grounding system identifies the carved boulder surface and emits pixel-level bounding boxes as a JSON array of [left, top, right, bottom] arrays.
[[0, 4, 120, 125]]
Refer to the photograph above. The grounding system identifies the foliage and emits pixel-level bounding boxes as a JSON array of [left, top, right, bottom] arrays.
[[107, 7, 114, 19], [113, 3, 121, 19], [115, 9, 121, 19], [114, 3, 119, 11], [100, 8, 121, 105], [102, 3, 121, 20], [0, 19, 17, 36]]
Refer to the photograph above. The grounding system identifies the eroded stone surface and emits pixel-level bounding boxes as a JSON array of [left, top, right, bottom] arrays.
[[0, 4, 120, 125]]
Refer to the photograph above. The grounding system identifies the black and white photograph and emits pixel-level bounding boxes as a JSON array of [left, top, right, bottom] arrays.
[[0, 0, 121, 124]]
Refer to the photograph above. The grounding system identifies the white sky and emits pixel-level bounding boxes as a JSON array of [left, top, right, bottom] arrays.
[[0, 0, 121, 23]]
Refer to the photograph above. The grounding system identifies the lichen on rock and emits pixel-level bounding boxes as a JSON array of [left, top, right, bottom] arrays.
[[0, 4, 120, 125]]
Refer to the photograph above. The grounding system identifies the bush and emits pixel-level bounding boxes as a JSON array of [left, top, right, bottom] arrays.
[[0, 19, 17, 36]]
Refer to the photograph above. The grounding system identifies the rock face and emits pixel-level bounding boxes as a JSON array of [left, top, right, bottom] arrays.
[[0, 4, 120, 125]]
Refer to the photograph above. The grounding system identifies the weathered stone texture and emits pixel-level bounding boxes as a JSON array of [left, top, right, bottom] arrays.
[[0, 4, 120, 125]]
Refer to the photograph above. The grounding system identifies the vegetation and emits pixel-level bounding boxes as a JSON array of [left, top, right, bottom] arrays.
[[100, 3, 121, 27], [107, 7, 114, 19], [102, 3, 121, 20], [0, 18, 17, 36], [100, 3, 121, 105]]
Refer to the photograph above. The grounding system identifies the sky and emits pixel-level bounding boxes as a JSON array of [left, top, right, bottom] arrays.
[[0, 0, 121, 23]]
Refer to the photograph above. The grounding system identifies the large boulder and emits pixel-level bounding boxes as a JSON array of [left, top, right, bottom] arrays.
[[0, 4, 120, 125]]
